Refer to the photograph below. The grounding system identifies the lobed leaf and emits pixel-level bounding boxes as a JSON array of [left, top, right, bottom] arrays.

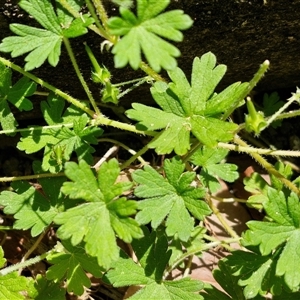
[[105, 230, 204, 299], [127, 53, 247, 154], [0, 0, 93, 70], [46, 240, 102, 295], [28, 275, 65, 300], [55, 159, 143, 268], [190, 146, 239, 192], [242, 187, 300, 291], [133, 157, 210, 241], [0, 61, 36, 132], [0, 174, 65, 236], [108, 0, 193, 72]]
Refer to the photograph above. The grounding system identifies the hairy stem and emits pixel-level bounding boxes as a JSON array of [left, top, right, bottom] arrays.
[[223, 60, 270, 120], [63, 37, 101, 115], [19, 226, 51, 275], [163, 236, 240, 279], [218, 142, 300, 157], [0, 57, 95, 117], [0, 172, 65, 183], [0, 251, 52, 276], [234, 135, 300, 196]]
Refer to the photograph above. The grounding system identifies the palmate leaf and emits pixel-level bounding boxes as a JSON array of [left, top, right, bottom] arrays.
[[17, 94, 103, 172], [26, 275, 65, 300], [0, 165, 66, 237], [242, 187, 300, 292], [190, 146, 239, 193], [104, 228, 204, 299], [46, 240, 103, 296], [54, 159, 143, 269], [107, 0, 193, 72], [224, 249, 282, 299], [0, 0, 93, 70], [133, 156, 211, 242], [126, 52, 248, 155], [201, 258, 266, 300]]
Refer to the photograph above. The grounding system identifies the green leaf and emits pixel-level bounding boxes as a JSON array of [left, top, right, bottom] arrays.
[[190, 146, 239, 193], [243, 172, 270, 210], [7, 77, 36, 111], [168, 226, 206, 268], [133, 156, 211, 241], [54, 159, 143, 268], [111, 0, 134, 8], [17, 94, 103, 172], [0, 247, 30, 300], [224, 249, 282, 299], [49, 114, 103, 164], [262, 92, 284, 128], [0, 23, 62, 71], [107, 0, 193, 72], [127, 53, 246, 154], [269, 161, 293, 192], [62, 14, 94, 38], [0, 0, 92, 70], [40, 94, 65, 125], [201, 284, 233, 300], [104, 229, 204, 299], [17, 127, 60, 154], [242, 187, 300, 291], [0, 61, 36, 132], [0, 170, 66, 236], [201, 259, 245, 300], [46, 240, 103, 295], [28, 274, 65, 300]]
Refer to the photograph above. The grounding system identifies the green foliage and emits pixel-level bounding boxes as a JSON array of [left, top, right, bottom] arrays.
[[27, 275, 65, 300], [0, 0, 298, 299], [133, 156, 211, 241], [262, 92, 284, 128], [0, 164, 66, 236], [242, 188, 300, 292], [0, 247, 30, 300], [190, 146, 239, 193], [0, 0, 93, 70], [104, 227, 204, 299], [0, 61, 36, 132], [201, 258, 266, 300], [54, 159, 143, 268], [46, 240, 103, 295], [17, 94, 103, 172], [127, 52, 248, 154], [107, 0, 193, 72]]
